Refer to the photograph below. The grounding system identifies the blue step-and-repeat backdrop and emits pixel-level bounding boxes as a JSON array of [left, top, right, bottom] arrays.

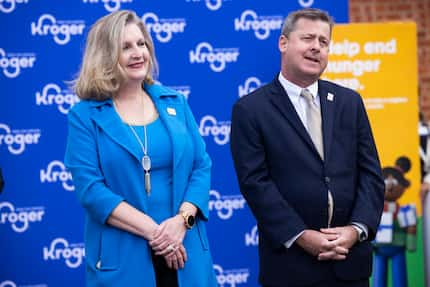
[[0, 1, 347, 286]]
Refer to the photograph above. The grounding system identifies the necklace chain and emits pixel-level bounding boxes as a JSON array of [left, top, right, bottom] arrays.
[[128, 124, 147, 156], [113, 98, 152, 195], [113, 98, 148, 156]]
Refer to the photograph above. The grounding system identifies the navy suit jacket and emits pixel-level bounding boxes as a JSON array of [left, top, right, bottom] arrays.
[[230, 77, 384, 286]]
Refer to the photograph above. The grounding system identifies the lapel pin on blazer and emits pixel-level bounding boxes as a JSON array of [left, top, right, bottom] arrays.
[[327, 93, 334, 102], [167, 107, 176, 116]]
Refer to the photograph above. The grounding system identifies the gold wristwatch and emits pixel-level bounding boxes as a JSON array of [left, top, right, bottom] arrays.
[[179, 210, 195, 229]]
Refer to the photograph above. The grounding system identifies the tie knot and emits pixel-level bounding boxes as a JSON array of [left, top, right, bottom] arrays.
[[301, 89, 313, 102]]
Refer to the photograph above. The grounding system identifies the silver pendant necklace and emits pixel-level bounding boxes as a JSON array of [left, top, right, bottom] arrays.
[[128, 124, 151, 196], [113, 98, 152, 196]]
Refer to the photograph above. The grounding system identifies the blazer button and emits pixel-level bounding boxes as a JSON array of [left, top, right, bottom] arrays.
[[96, 260, 101, 270], [325, 176, 330, 183]]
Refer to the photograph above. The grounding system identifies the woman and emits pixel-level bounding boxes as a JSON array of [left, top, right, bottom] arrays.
[[65, 10, 217, 287]]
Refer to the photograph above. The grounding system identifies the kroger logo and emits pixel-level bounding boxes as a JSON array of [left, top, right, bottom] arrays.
[[205, 0, 223, 11], [82, 0, 133, 12], [40, 160, 74, 192], [0, 202, 45, 233], [189, 42, 239, 72], [245, 225, 259, 246], [234, 10, 283, 40], [0, 281, 16, 287], [238, 76, 263, 98], [299, 0, 314, 8], [36, 83, 79, 114], [0, 0, 29, 14], [168, 85, 191, 99], [199, 115, 230, 145], [31, 14, 85, 45], [43, 237, 85, 269], [0, 281, 15, 287], [0, 123, 41, 155], [0, 48, 36, 78], [142, 12, 186, 43], [213, 264, 250, 287], [209, 190, 246, 220], [185, 0, 224, 11], [0, 281, 46, 287]]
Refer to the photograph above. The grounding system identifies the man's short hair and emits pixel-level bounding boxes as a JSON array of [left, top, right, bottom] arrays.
[[281, 8, 334, 37]]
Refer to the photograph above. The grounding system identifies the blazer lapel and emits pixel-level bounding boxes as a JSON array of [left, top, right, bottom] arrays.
[[90, 100, 143, 163], [146, 84, 186, 170], [268, 78, 320, 157], [154, 100, 186, 169], [318, 80, 335, 161]]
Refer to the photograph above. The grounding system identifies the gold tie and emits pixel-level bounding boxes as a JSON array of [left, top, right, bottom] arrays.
[[301, 89, 324, 159], [301, 89, 333, 226]]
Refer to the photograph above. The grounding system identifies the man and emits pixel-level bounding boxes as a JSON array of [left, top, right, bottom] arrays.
[[230, 8, 384, 287]]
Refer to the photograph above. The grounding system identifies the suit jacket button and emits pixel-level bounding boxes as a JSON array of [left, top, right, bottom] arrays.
[[325, 176, 330, 183], [96, 260, 101, 269]]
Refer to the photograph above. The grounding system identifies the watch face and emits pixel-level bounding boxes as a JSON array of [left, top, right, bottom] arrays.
[[187, 215, 195, 227]]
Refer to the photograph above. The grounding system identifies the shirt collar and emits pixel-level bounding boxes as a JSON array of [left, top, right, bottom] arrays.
[[278, 72, 319, 100]]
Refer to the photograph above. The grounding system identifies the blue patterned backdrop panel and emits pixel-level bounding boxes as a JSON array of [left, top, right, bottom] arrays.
[[0, 1, 347, 286]]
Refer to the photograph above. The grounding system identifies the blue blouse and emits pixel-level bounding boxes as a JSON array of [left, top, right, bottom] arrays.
[[131, 117, 173, 224]]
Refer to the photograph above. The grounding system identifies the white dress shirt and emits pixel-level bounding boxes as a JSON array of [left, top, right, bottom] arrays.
[[278, 72, 319, 132]]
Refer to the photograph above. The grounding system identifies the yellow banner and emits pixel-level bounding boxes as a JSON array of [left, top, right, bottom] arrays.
[[323, 22, 420, 213]]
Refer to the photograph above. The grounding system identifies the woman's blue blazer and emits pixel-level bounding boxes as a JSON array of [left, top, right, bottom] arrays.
[[65, 84, 217, 287]]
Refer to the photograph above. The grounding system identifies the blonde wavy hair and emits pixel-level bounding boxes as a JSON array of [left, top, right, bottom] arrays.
[[73, 10, 158, 100]]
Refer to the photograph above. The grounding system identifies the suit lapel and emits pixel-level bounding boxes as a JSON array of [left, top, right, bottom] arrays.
[[89, 85, 187, 172], [90, 100, 143, 162], [268, 78, 319, 157], [146, 84, 186, 170], [318, 80, 335, 161], [153, 99, 186, 169]]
